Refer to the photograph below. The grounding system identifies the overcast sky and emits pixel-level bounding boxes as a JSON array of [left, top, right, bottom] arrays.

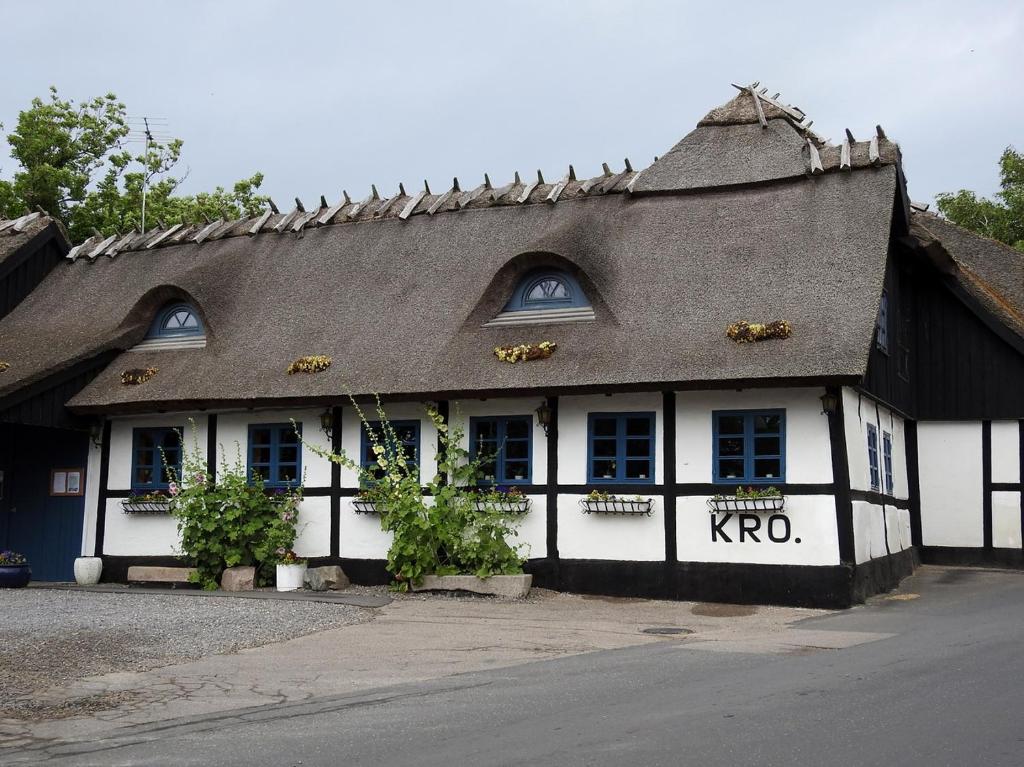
[[3, 1, 1021, 209]]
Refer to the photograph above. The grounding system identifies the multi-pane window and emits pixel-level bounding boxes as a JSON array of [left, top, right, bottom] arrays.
[[148, 303, 203, 338], [131, 427, 182, 491], [470, 416, 532, 484], [867, 422, 881, 491], [882, 430, 894, 495], [505, 270, 590, 312], [248, 424, 302, 486], [587, 413, 655, 483], [713, 410, 785, 483], [361, 421, 420, 482], [876, 291, 889, 354]]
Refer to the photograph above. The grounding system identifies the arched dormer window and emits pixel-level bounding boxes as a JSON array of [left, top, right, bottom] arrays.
[[485, 269, 595, 327], [133, 303, 207, 351], [506, 271, 588, 312]]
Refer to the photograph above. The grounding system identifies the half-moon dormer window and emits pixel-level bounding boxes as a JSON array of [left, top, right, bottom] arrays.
[[484, 269, 595, 327], [132, 302, 207, 351]]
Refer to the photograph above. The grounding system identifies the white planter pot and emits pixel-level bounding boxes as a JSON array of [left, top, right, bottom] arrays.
[[276, 563, 307, 592], [73, 557, 103, 586]]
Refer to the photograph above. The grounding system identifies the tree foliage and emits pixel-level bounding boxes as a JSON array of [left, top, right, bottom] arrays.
[[936, 147, 1024, 252], [0, 86, 267, 241]]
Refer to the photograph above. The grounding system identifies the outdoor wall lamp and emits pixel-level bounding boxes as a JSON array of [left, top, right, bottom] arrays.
[[819, 391, 839, 416], [89, 421, 105, 449], [319, 409, 334, 441], [535, 401, 553, 437]]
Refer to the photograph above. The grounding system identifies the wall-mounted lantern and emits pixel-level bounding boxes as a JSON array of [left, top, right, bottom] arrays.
[[819, 391, 839, 416], [319, 409, 334, 441], [89, 421, 105, 449], [535, 401, 553, 437]]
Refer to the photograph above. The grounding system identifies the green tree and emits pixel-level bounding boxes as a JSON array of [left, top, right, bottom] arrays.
[[935, 147, 1024, 252], [0, 87, 267, 241]]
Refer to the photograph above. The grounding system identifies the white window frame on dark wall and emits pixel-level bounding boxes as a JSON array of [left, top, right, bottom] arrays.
[[867, 423, 881, 491]]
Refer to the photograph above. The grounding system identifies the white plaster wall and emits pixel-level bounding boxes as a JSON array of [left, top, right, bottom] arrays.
[[107, 414, 208, 491], [676, 387, 832, 484], [558, 494, 663, 561], [338, 500, 393, 559], [843, 389, 908, 498], [992, 491, 1022, 549], [852, 501, 912, 564], [677, 495, 839, 566], [81, 438, 102, 555], [216, 408, 332, 489], [918, 421, 984, 547], [559, 393, 663, 485], [102, 498, 179, 556], [292, 496, 331, 558], [991, 421, 1020, 484], [450, 398, 548, 485], [338, 402, 438, 488]]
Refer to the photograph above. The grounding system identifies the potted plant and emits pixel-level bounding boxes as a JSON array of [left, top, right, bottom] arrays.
[[0, 550, 31, 588], [474, 486, 530, 514], [122, 490, 172, 514], [580, 490, 653, 516], [275, 549, 307, 591]]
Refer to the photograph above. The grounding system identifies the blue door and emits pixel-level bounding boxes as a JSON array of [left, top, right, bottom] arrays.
[[0, 425, 88, 582]]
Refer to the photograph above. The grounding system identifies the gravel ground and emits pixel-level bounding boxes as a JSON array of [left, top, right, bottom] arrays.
[[0, 589, 370, 708]]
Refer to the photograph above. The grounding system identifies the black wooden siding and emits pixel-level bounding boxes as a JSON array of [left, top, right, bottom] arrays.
[[0, 225, 67, 320], [863, 243, 1024, 420]]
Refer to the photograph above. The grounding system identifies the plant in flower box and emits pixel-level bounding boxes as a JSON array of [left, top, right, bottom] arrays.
[[708, 486, 785, 513], [474, 485, 530, 514], [580, 490, 653, 516]]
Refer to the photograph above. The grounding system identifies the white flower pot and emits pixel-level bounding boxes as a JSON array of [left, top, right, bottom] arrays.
[[276, 563, 307, 592], [74, 557, 103, 586]]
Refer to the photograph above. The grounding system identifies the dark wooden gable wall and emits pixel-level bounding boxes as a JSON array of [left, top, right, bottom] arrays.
[[863, 242, 1024, 420], [0, 223, 68, 320]]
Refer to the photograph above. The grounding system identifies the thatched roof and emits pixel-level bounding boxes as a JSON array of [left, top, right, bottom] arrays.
[[0, 212, 66, 268], [0, 85, 917, 413]]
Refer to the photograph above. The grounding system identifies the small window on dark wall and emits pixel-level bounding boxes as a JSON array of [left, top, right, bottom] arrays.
[[587, 413, 655, 483], [876, 291, 889, 354], [131, 427, 183, 491], [471, 416, 532, 484], [713, 410, 785, 484], [866, 423, 881, 491], [882, 430, 894, 495], [361, 421, 420, 482], [248, 424, 302, 487]]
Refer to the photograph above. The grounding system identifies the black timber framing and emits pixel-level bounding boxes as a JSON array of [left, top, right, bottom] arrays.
[[905, 420, 923, 547], [826, 385, 856, 564], [330, 405, 342, 559], [662, 391, 676, 562], [206, 414, 218, 483], [982, 420, 993, 549], [93, 420, 112, 556], [545, 396, 559, 561]]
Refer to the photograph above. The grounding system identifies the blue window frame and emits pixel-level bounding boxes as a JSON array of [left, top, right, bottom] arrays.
[[867, 422, 880, 491], [147, 303, 204, 339], [876, 291, 889, 354], [361, 420, 420, 482], [248, 423, 302, 487], [504, 270, 589, 312], [882, 430, 894, 495], [712, 410, 786, 484], [470, 416, 532, 484], [131, 427, 183, 491], [587, 412, 655, 483]]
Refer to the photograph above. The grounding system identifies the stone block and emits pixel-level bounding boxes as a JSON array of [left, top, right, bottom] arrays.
[[127, 566, 197, 584], [412, 574, 532, 599], [304, 568, 328, 592], [221, 566, 256, 592], [311, 565, 350, 591]]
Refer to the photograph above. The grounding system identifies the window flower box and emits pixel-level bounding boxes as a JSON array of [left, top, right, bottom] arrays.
[[580, 493, 653, 516], [352, 498, 380, 515], [122, 498, 172, 514], [474, 497, 531, 514], [707, 495, 786, 514]]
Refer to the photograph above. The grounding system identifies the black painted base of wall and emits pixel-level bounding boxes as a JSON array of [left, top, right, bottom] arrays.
[[919, 546, 1024, 569], [851, 547, 919, 604], [99, 553, 920, 609]]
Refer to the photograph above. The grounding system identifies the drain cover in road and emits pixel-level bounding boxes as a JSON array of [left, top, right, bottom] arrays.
[[641, 627, 693, 635]]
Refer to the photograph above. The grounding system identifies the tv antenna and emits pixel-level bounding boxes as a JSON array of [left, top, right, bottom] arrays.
[[126, 116, 171, 231]]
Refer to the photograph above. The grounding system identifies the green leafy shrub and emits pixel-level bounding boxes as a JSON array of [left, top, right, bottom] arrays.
[[305, 399, 526, 590], [168, 428, 303, 589]]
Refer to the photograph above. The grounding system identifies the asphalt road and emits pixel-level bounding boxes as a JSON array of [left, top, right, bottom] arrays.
[[27, 567, 1024, 766]]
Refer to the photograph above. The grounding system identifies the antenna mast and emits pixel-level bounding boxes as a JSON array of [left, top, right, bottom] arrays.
[[141, 117, 153, 232]]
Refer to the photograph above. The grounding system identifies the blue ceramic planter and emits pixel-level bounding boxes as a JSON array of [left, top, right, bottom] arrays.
[[0, 565, 31, 588]]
